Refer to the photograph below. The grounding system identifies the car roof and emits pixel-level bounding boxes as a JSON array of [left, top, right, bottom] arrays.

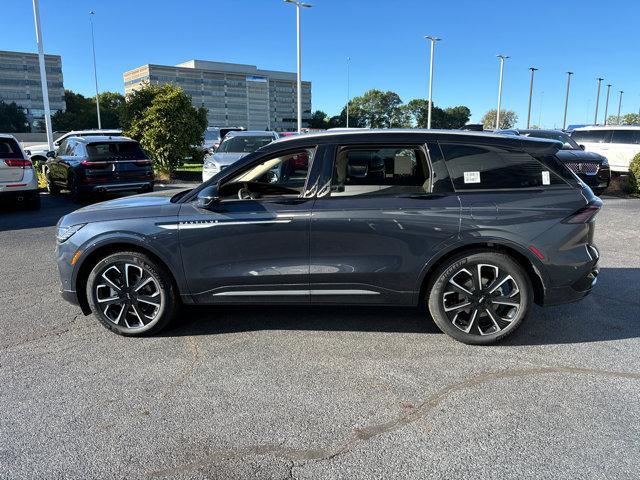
[[69, 135, 136, 143], [66, 129, 122, 135], [573, 125, 640, 131], [0, 133, 19, 140], [225, 130, 278, 138], [269, 129, 562, 155]]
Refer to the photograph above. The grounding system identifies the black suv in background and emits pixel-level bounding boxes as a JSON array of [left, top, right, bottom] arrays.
[[45, 135, 154, 202], [498, 129, 611, 194], [55, 130, 601, 344]]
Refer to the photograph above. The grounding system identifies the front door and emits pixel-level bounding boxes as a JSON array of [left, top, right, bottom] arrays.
[[309, 143, 461, 305], [179, 146, 320, 304]]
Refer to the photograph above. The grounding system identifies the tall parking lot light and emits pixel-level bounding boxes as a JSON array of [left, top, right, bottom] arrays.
[[563, 71, 573, 130], [617, 90, 624, 124], [284, 0, 312, 133], [425, 36, 441, 129], [495, 55, 509, 130], [89, 11, 102, 129], [603, 84, 612, 125], [31, 0, 54, 152], [526, 67, 538, 129], [346, 56, 350, 128], [594, 77, 604, 124]]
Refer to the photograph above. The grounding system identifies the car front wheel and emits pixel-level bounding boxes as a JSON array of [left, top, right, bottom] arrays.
[[86, 252, 177, 336], [427, 250, 532, 345]]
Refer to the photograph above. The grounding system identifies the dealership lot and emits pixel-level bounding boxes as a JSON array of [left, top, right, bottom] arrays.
[[1, 193, 639, 479]]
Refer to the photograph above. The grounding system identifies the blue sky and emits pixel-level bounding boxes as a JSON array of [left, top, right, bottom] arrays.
[[5, 0, 640, 127]]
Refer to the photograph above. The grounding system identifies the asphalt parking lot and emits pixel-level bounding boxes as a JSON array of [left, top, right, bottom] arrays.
[[1, 191, 639, 479]]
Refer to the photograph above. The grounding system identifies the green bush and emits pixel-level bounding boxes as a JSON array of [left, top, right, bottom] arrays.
[[630, 153, 640, 194]]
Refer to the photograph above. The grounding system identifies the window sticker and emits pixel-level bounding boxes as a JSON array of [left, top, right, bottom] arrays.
[[542, 171, 550, 185], [464, 171, 481, 184]]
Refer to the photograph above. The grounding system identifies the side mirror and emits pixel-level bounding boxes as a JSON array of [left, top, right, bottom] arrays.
[[580, 144, 585, 150], [46, 150, 56, 158], [195, 185, 220, 209]]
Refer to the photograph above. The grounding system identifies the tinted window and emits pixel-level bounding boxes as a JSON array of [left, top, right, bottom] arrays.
[[330, 146, 430, 197], [523, 131, 580, 150], [86, 142, 147, 161], [204, 129, 220, 141], [440, 143, 565, 190], [56, 139, 68, 155], [571, 130, 612, 144], [0, 138, 24, 159], [64, 140, 76, 156], [611, 130, 640, 144], [218, 135, 274, 153]]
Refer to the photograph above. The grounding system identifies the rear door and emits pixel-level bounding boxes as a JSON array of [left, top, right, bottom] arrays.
[[609, 129, 640, 172], [0, 138, 26, 184], [572, 129, 612, 160], [309, 142, 461, 304]]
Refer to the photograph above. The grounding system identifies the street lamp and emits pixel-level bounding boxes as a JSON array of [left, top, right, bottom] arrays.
[[562, 71, 573, 130], [526, 67, 538, 129], [89, 11, 102, 129], [31, 0, 53, 151], [425, 35, 441, 129], [603, 84, 612, 125], [617, 90, 624, 124], [284, 0, 312, 133], [495, 54, 509, 130], [346, 56, 350, 128], [594, 77, 604, 125]]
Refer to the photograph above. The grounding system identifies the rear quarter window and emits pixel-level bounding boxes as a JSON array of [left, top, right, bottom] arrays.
[[0, 139, 24, 159], [571, 130, 612, 144], [440, 143, 566, 191], [611, 130, 640, 144]]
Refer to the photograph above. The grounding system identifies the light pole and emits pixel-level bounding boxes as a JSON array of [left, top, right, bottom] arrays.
[[346, 56, 350, 128], [617, 90, 624, 124], [526, 67, 538, 129], [425, 35, 441, 129], [495, 54, 509, 130], [284, 0, 312, 133], [562, 71, 573, 130], [89, 11, 101, 129], [31, 0, 53, 151], [594, 77, 603, 125], [603, 84, 612, 125]]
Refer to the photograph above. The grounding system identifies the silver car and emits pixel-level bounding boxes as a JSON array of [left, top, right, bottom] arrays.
[[0, 134, 40, 209], [202, 131, 279, 182]]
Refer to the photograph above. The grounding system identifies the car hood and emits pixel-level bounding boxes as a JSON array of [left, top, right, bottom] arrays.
[[59, 189, 186, 227], [211, 152, 248, 166], [556, 149, 606, 162]]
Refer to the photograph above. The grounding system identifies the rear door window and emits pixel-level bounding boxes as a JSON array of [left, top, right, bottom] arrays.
[[0, 138, 24, 159], [440, 143, 566, 190], [86, 142, 147, 161], [571, 130, 612, 144], [611, 130, 640, 144]]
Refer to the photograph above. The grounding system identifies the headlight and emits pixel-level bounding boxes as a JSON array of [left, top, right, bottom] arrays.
[[204, 161, 220, 173], [56, 223, 86, 243], [601, 156, 609, 167]]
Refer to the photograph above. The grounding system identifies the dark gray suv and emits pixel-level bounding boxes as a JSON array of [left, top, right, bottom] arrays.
[[55, 130, 601, 344]]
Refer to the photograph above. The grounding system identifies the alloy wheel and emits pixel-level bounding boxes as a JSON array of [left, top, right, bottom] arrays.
[[442, 263, 521, 336], [94, 262, 163, 330]]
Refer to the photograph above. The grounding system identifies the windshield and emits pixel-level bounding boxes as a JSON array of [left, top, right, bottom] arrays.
[[523, 131, 579, 150], [86, 141, 147, 160], [218, 135, 274, 153], [204, 129, 220, 141]]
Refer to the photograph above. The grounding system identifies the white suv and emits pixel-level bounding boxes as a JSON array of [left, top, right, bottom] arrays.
[[26, 129, 122, 164], [0, 134, 40, 209], [571, 126, 640, 173]]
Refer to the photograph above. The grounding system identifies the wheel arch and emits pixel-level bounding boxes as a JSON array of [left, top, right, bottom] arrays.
[[74, 241, 183, 315], [417, 241, 547, 306]]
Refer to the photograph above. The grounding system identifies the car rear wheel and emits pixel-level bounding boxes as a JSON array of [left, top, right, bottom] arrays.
[[427, 250, 532, 345], [86, 252, 178, 336], [45, 169, 60, 195], [67, 174, 83, 203]]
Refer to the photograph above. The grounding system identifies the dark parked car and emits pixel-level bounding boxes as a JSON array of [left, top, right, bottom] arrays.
[[55, 130, 601, 344], [45, 135, 154, 201], [498, 129, 611, 194]]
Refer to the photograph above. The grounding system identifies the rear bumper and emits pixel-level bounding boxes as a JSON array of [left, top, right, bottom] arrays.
[[81, 181, 154, 193], [542, 267, 599, 305], [60, 288, 80, 306]]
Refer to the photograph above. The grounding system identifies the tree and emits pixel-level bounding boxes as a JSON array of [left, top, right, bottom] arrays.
[[481, 109, 518, 130], [405, 100, 471, 129], [0, 102, 30, 133], [606, 113, 639, 125], [52, 90, 124, 131], [124, 83, 208, 177], [349, 89, 411, 128], [308, 110, 329, 129]]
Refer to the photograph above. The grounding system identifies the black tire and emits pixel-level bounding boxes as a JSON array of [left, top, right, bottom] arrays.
[[67, 173, 83, 203], [593, 187, 606, 196], [45, 169, 60, 195], [26, 192, 41, 210], [426, 250, 532, 345], [86, 251, 178, 336]]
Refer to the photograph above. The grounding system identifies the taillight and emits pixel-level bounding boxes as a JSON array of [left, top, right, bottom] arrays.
[[81, 160, 106, 166], [563, 200, 602, 224], [135, 159, 152, 166], [4, 159, 32, 167]]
